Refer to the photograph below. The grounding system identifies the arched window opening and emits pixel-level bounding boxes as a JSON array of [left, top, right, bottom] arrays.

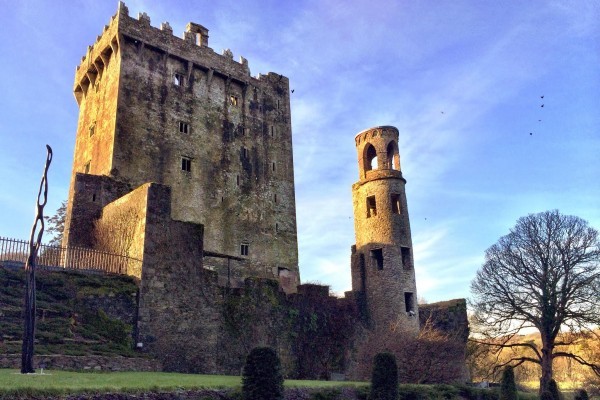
[[386, 141, 400, 170], [364, 144, 377, 172]]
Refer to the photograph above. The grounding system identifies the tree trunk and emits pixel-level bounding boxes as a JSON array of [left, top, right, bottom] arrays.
[[539, 344, 554, 395]]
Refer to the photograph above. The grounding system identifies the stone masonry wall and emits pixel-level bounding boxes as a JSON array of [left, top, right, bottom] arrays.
[[94, 183, 150, 278], [63, 173, 131, 248], [419, 298, 470, 382], [0, 354, 160, 372], [134, 182, 217, 372]]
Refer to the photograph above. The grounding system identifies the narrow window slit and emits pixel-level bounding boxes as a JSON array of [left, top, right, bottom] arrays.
[[366, 195, 377, 218]]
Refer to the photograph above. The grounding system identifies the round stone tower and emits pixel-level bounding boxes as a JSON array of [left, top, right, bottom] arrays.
[[350, 126, 419, 333]]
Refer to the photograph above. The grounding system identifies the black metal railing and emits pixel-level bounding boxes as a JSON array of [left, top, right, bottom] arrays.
[[0, 236, 141, 275]]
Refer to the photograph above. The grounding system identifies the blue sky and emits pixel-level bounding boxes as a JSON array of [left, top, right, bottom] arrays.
[[0, 1, 598, 303]]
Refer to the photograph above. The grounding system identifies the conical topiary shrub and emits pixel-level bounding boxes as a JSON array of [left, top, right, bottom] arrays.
[[548, 379, 562, 400], [242, 347, 284, 400], [574, 389, 589, 400], [500, 366, 517, 400], [541, 391, 554, 400], [370, 352, 398, 400]]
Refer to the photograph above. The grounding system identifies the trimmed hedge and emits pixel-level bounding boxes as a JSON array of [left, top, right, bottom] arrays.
[[371, 353, 399, 400], [500, 366, 517, 400], [242, 347, 284, 400]]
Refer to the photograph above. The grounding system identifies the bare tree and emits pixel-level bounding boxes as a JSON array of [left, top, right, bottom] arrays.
[[471, 210, 600, 393], [355, 317, 466, 383]]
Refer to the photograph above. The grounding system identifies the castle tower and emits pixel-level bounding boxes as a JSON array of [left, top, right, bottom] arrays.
[[350, 126, 419, 332], [62, 2, 299, 292]]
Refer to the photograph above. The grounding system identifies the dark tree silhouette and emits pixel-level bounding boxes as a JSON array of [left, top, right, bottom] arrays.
[[500, 366, 517, 400], [471, 210, 600, 394], [574, 389, 589, 400], [44, 200, 66, 246]]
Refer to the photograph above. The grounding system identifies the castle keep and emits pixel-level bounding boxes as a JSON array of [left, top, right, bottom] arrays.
[[63, 2, 299, 292], [57, 3, 468, 378]]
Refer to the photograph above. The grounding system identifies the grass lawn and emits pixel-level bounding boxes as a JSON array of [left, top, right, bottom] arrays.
[[0, 369, 366, 392]]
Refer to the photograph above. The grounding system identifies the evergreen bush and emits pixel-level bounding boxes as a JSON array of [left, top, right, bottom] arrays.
[[540, 391, 554, 400], [574, 389, 589, 400], [242, 347, 284, 400], [370, 352, 398, 400], [500, 366, 517, 400], [548, 379, 561, 400]]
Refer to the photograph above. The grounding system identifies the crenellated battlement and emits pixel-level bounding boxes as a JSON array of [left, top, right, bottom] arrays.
[[354, 126, 398, 146], [74, 1, 282, 105]]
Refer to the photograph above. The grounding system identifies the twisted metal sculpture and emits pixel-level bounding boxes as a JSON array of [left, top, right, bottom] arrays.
[[21, 145, 52, 374]]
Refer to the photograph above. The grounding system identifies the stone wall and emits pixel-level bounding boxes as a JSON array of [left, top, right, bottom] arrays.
[[419, 298, 470, 382], [63, 173, 131, 248], [419, 298, 469, 341], [0, 354, 160, 372], [5, 388, 369, 400], [94, 183, 150, 278]]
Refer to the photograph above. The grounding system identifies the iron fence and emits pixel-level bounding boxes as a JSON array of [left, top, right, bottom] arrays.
[[0, 236, 141, 275]]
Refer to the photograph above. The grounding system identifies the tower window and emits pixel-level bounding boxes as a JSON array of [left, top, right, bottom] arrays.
[[236, 175, 240, 186], [230, 96, 238, 106], [401, 246, 412, 269], [181, 157, 191, 172], [371, 248, 383, 270], [364, 144, 377, 171], [84, 161, 91, 174], [240, 243, 249, 256], [387, 141, 400, 170], [275, 223, 279, 233], [179, 121, 189, 134], [272, 162, 276, 172], [391, 194, 401, 214], [274, 193, 277, 203], [270, 126, 274, 137], [366, 196, 377, 218], [173, 73, 184, 86], [405, 292, 415, 314], [89, 121, 96, 137]]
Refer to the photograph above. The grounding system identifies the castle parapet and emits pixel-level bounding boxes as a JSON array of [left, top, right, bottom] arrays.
[[73, 2, 282, 105]]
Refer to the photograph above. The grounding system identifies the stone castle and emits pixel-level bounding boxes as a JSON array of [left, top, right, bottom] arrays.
[[62, 3, 467, 378]]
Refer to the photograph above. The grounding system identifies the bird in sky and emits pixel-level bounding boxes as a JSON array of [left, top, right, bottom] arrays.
[[530, 132, 533, 135], [541, 104, 544, 107], [541, 95, 544, 99], [291, 89, 294, 93]]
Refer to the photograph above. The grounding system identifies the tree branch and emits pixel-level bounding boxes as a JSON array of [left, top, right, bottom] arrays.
[[552, 351, 600, 376]]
